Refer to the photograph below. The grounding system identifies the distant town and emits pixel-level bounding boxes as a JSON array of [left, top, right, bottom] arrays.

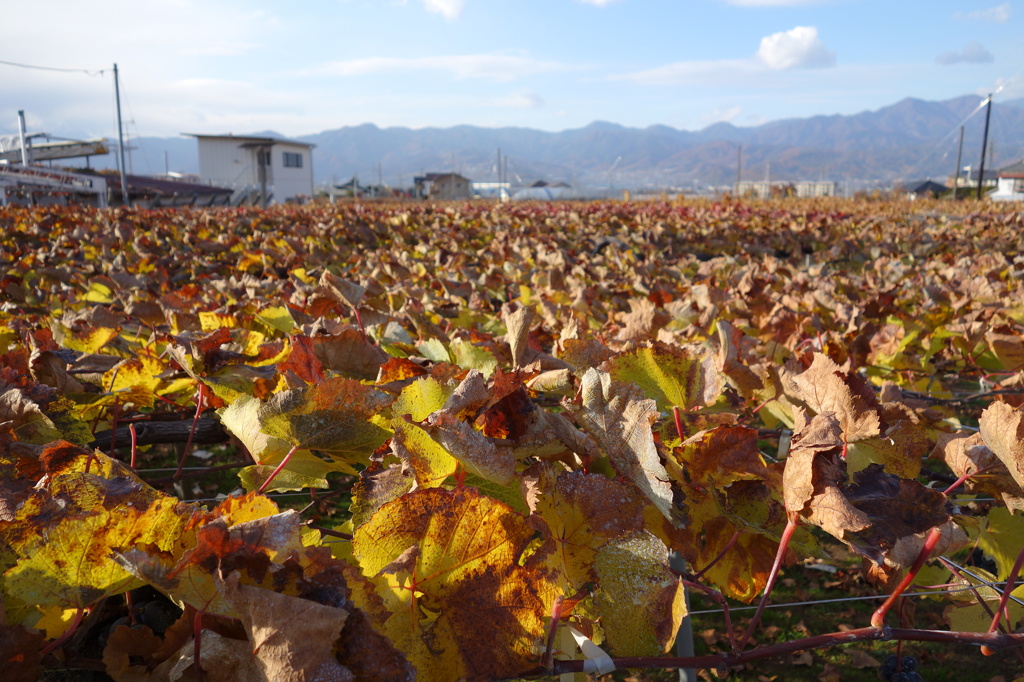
[[3, 93, 1024, 206]]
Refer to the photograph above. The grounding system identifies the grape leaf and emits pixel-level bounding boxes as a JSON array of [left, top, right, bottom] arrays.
[[350, 486, 556, 681]]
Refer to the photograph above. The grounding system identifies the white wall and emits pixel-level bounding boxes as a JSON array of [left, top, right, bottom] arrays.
[[195, 137, 313, 203]]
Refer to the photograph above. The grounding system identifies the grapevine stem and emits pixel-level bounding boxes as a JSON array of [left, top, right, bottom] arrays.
[[683, 579, 737, 651], [871, 525, 943, 628], [39, 607, 86, 660], [256, 443, 300, 495], [692, 531, 741, 582], [737, 516, 799, 651], [981, 542, 1024, 656], [672, 406, 685, 441], [173, 381, 207, 482], [542, 595, 564, 672], [942, 464, 994, 496], [193, 608, 205, 682], [129, 423, 138, 469]]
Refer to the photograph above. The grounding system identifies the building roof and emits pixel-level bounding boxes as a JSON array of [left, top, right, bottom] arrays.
[[904, 179, 948, 195], [183, 133, 315, 149], [997, 159, 1024, 178]]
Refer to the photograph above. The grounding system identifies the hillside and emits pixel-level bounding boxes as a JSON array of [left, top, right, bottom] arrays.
[[101, 94, 1024, 190]]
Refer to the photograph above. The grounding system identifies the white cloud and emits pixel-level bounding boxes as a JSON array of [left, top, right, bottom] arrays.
[[936, 42, 994, 65], [953, 3, 1011, 23], [423, 0, 465, 20], [756, 26, 836, 69], [318, 54, 567, 81], [618, 25, 834, 85]]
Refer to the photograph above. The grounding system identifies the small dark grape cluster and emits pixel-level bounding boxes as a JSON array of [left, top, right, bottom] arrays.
[[878, 653, 922, 682]]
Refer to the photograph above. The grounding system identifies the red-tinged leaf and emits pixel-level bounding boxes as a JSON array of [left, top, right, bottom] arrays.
[[279, 334, 326, 384]]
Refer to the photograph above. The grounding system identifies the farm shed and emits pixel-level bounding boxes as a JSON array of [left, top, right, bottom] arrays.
[[184, 133, 315, 206]]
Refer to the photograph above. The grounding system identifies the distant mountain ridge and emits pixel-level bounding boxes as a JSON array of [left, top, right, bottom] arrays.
[[112, 94, 1024, 190]]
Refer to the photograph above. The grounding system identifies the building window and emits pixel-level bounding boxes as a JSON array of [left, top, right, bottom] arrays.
[[283, 152, 303, 169], [257, 149, 272, 166]]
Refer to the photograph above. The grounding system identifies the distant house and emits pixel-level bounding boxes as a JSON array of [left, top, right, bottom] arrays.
[[954, 165, 999, 192], [414, 173, 472, 200], [184, 133, 314, 205], [990, 160, 1024, 201], [795, 181, 839, 198]]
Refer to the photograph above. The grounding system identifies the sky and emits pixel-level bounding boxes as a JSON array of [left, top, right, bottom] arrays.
[[2, 0, 1023, 142]]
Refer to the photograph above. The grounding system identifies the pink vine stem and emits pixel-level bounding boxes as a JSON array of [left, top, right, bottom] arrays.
[[542, 595, 564, 671], [173, 382, 207, 482], [128, 423, 139, 469], [871, 525, 943, 628], [256, 443, 300, 495], [39, 607, 86, 660], [737, 516, 799, 651], [981, 542, 1024, 656]]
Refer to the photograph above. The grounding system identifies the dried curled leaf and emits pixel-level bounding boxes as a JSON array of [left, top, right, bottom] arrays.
[[565, 368, 688, 528]]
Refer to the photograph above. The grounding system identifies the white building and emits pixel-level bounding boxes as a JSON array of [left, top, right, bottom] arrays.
[[184, 134, 314, 205], [990, 160, 1024, 202]]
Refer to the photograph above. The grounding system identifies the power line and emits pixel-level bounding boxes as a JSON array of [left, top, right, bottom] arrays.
[[0, 57, 105, 76]]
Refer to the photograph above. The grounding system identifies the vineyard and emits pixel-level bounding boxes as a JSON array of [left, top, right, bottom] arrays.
[[2, 197, 1024, 681]]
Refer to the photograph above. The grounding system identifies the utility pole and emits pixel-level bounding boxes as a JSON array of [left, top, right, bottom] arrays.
[[736, 145, 742, 192], [976, 93, 992, 200], [113, 63, 129, 205], [952, 126, 964, 201]]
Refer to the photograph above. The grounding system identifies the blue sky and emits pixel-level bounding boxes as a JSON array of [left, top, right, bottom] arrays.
[[2, 0, 1022, 141]]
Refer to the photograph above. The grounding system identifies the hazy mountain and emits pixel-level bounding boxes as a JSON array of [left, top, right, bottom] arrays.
[[97, 94, 1024, 190]]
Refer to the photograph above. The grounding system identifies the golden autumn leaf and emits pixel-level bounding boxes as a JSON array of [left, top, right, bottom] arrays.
[[351, 487, 556, 681]]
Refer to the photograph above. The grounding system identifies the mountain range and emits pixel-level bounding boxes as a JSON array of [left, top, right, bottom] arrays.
[[108, 94, 1024, 191]]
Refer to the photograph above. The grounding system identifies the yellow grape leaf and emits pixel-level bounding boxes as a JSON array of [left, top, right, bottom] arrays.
[[199, 311, 239, 331], [51, 322, 119, 354], [258, 377, 394, 475], [255, 305, 296, 335], [390, 376, 448, 423], [601, 341, 723, 414], [117, 506, 332, 618], [392, 421, 457, 489], [2, 473, 195, 610], [944, 575, 1024, 634], [84, 280, 114, 304], [590, 530, 687, 656], [103, 354, 164, 408], [978, 506, 1024, 581], [220, 396, 347, 491], [528, 466, 647, 591], [449, 338, 498, 377], [351, 487, 557, 681]]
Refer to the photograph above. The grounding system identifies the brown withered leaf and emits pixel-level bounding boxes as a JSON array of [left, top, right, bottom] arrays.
[[979, 401, 1024, 492], [425, 411, 516, 486], [931, 430, 1024, 513], [782, 409, 846, 515], [311, 328, 389, 381], [715, 320, 763, 397], [218, 572, 349, 682], [565, 368, 688, 528], [502, 302, 535, 369], [318, 271, 366, 310], [792, 353, 882, 442]]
